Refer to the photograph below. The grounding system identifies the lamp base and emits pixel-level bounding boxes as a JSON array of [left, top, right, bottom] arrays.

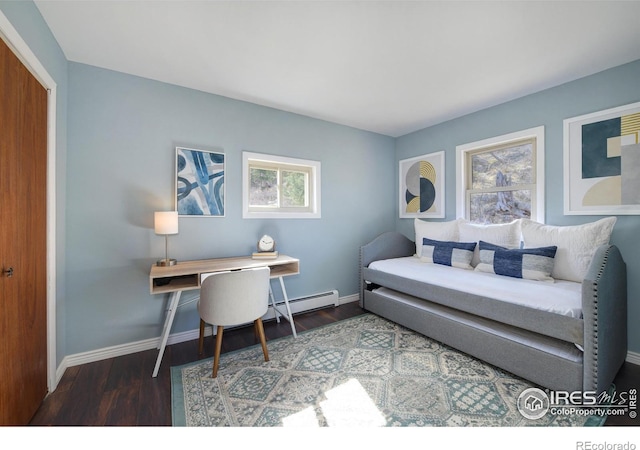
[[156, 258, 177, 267]]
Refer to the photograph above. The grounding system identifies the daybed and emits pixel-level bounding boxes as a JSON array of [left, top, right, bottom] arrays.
[[360, 217, 627, 394]]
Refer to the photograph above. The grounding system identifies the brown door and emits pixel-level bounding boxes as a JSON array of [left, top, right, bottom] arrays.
[[0, 37, 48, 425]]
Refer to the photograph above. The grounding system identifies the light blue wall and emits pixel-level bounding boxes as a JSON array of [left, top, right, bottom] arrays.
[[0, 0, 68, 365], [395, 59, 640, 353], [66, 63, 395, 354], [3, 0, 638, 362]]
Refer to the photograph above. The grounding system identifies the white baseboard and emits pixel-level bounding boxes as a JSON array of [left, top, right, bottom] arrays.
[[338, 293, 359, 304], [626, 350, 640, 365], [55, 292, 359, 386], [54, 292, 636, 389]]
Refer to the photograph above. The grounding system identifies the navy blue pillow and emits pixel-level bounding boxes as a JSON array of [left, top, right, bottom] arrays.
[[476, 241, 557, 282], [421, 238, 477, 270]]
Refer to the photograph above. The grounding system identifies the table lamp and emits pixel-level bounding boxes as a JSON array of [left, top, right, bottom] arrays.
[[155, 211, 179, 266]]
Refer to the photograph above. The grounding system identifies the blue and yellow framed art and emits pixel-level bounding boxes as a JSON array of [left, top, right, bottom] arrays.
[[176, 146, 225, 217], [564, 101, 640, 215], [399, 151, 445, 218]]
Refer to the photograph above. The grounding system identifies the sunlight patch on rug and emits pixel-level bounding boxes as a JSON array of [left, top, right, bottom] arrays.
[[280, 378, 386, 427], [171, 314, 606, 427]]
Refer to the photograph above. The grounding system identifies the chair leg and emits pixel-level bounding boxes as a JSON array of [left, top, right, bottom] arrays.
[[212, 325, 224, 378], [255, 318, 269, 362], [198, 319, 205, 355]]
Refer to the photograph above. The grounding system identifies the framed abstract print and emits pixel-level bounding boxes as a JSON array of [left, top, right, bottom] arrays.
[[564, 101, 640, 215], [399, 151, 445, 218], [176, 147, 225, 217]]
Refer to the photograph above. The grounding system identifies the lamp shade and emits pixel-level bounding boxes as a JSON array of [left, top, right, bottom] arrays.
[[154, 211, 179, 235]]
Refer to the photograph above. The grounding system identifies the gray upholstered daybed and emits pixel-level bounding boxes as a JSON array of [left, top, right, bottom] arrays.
[[360, 217, 627, 394]]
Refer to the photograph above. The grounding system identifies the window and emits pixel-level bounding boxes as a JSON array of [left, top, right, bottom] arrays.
[[243, 152, 321, 218], [456, 126, 545, 224]]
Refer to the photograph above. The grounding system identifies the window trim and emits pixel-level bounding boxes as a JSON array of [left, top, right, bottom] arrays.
[[455, 126, 545, 223], [242, 151, 321, 219]]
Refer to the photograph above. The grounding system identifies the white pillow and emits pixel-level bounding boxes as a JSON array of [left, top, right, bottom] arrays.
[[458, 219, 522, 267], [520, 217, 616, 283], [414, 218, 461, 257]]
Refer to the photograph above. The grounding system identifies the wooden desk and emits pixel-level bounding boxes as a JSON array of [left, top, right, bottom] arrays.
[[150, 254, 300, 377]]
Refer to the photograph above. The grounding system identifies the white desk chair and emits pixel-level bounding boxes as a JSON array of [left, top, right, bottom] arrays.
[[197, 266, 270, 378]]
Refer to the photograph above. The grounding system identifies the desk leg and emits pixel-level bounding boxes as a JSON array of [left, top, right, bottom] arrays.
[[269, 285, 281, 323], [152, 290, 182, 377], [278, 276, 297, 338]]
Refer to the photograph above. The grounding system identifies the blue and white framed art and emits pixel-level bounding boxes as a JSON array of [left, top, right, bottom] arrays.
[[399, 151, 445, 218], [564, 101, 640, 215], [176, 146, 225, 217]]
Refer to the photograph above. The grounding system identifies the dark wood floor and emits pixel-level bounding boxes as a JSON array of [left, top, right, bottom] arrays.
[[30, 301, 639, 426]]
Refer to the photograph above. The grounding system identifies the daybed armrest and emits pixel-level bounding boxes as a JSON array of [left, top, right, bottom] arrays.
[[359, 232, 414, 306], [360, 232, 414, 268], [582, 244, 627, 394]]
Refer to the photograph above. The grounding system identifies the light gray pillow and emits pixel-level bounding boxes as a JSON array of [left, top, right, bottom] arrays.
[[520, 217, 616, 282]]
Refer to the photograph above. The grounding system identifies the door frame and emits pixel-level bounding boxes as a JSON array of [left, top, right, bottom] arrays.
[[0, 11, 58, 392]]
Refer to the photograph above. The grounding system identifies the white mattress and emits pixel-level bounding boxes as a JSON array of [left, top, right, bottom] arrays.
[[368, 257, 583, 318]]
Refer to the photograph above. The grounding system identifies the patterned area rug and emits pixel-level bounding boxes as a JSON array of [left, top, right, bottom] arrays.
[[171, 313, 604, 427]]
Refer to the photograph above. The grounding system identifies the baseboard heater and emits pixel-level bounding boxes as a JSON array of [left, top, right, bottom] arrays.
[[263, 289, 339, 320]]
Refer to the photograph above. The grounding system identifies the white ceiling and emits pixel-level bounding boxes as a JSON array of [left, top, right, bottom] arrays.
[[35, 1, 640, 137]]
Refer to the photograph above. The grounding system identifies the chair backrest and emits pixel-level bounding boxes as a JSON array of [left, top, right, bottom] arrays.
[[198, 266, 270, 327]]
